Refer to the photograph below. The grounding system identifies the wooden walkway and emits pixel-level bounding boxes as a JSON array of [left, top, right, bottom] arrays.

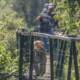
[[23, 54, 52, 80], [23, 54, 63, 80]]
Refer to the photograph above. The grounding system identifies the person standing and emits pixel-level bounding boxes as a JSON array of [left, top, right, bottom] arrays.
[[36, 8, 54, 51], [48, 3, 58, 35], [48, 3, 55, 35], [44, 3, 49, 9]]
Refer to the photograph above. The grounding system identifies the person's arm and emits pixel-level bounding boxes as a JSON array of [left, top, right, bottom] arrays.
[[36, 15, 41, 22], [36, 13, 43, 22]]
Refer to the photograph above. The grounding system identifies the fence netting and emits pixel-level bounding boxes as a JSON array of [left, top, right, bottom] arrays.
[[14, 30, 80, 80]]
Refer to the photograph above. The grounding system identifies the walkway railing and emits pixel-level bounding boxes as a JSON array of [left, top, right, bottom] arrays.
[[1, 28, 80, 80], [16, 29, 80, 80]]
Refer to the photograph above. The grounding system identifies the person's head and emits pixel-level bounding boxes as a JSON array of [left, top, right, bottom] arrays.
[[44, 3, 49, 9], [42, 8, 48, 13], [49, 3, 54, 8], [42, 8, 48, 16], [48, 3, 54, 12]]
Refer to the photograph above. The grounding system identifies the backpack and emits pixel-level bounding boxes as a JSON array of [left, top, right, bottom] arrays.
[[40, 16, 53, 32]]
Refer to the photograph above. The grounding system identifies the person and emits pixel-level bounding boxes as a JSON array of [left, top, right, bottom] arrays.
[[49, 3, 56, 12], [33, 3, 49, 41], [48, 3, 58, 32], [36, 8, 54, 51], [44, 3, 49, 9], [48, 3, 55, 35]]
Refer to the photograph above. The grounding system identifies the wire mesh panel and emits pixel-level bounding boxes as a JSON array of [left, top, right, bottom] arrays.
[[28, 32, 80, 80]]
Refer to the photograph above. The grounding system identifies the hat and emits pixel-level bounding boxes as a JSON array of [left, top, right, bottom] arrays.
[[49, 3, 54, 8], [42, 8, 48, 12], [44, 3, 49, 7]]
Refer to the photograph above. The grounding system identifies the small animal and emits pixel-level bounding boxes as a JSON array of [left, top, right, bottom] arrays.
[[33, 40, 46, 76]]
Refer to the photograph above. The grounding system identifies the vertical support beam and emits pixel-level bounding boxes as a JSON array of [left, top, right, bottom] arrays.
[[16, 31, 18, 55], [19, 35, 24, 80], [28, 33, 31, 51], [72, 41, 79, 80], [49, 38, 54, 80], [29, 36, 34, 79], [67, 41, 72, 80]]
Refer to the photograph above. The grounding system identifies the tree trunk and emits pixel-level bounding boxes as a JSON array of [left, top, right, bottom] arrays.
[[19, 0, 28, 22]]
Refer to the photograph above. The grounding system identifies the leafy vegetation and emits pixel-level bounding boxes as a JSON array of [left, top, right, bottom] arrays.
[[53, 0, 80, 34], [53, 0, 80, 80], [0, 0, 27, 75]]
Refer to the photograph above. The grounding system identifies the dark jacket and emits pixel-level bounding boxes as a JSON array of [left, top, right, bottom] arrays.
[[48, 12, 58, 28]]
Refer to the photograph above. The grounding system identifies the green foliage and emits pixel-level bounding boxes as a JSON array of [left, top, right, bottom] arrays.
[[53, 0, 80, 34], [0, 44, 19, 73], [0, 0, 27, 76], [0, 45, 8, 72], [53, 0, 80, 79]]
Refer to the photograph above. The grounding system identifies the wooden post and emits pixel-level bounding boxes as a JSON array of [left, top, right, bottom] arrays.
[[72, 41, 79, 80], [29, 36, 34, 79], [67, 41, 72, 80], [49, 38, 54, 80], [19, 35, 24, 80]]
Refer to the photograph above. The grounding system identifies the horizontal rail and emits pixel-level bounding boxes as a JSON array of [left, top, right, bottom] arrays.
[[31, 32, 50, 38], [16, 29, 80, 41], [21, 32, 31, 36], [50, 35, 80, 41]]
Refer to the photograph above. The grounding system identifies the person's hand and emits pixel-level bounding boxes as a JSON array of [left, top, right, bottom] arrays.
[[36, 13, 44, 22], [39, 13, 44, 17]]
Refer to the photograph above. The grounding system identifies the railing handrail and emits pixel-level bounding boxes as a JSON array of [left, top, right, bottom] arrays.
[[16, 28, 79, 80], [16, 29, 80, 41]]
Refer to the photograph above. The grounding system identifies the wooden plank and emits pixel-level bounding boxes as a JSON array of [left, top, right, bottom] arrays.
[[50, 35, 72, 41], [16, 30, 80, 41], [21, 32, 30, 36], [50, 35, 80, 41], [31, 32, 50, 38], [31, 32, 80, 41]]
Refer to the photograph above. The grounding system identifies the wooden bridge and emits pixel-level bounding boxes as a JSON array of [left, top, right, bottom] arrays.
[[16, 29, 79, 80], [0, 28, 80, 80]]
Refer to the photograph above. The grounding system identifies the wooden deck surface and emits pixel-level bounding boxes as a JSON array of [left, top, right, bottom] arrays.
[[23, 54, 63, 80]]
